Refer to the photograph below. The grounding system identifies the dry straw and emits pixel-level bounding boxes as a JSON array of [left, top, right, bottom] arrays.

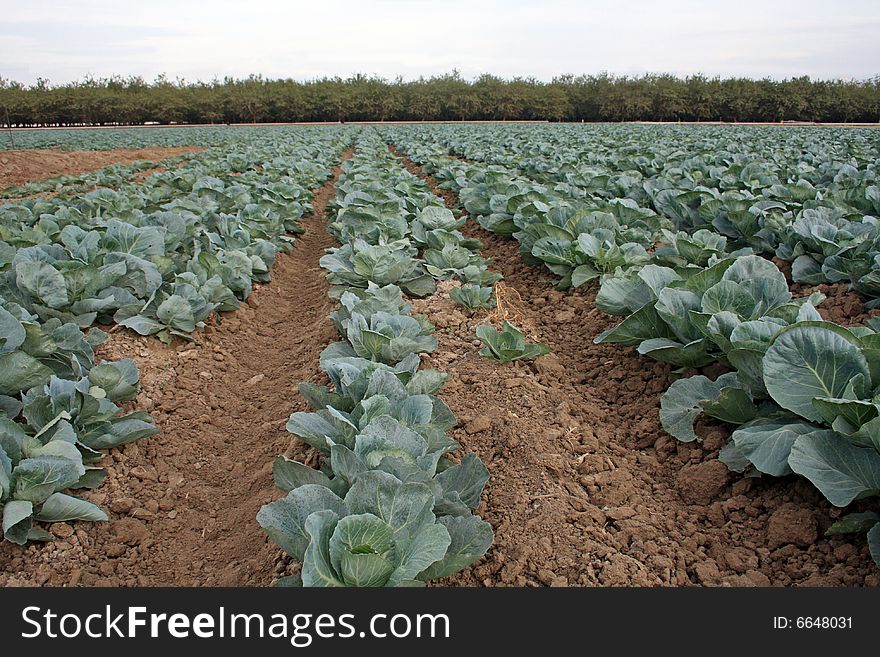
[[485, 282, 540, 340]]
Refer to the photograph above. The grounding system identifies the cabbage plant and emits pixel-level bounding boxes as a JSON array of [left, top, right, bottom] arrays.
[[1, 374, 158, 543], [450, 285, 495, 312], [660, 318, 880, 564], [477, 321, 550, 363], [595, 255, 823, 368], [329, 283, 412, 333], [320, 239, 436, 298], [652, 228, 735, 270], [258, 473, 493, 587]]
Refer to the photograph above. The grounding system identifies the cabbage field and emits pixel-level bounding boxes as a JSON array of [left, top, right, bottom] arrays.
[[1, 123, 879, 587]]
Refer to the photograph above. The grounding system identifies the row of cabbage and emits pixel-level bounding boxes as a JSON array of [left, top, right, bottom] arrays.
[[256, 132, 497, 587], [388, 124, 880, 306], [386, 127, 880, 565], [1, 127, 352, 544], [1, 129, 349, 341], [1, 125, 258, 151], [1, 153, 198, 200]]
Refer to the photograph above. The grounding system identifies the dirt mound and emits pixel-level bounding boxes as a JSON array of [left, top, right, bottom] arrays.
[[0, 150, 352, 587], [0, 147, 201, 190], [790, 282, 880, 326]]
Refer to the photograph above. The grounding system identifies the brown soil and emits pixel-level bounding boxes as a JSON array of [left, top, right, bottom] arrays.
[[776, 257, 880, 326], [0, 149, 353, 587], [0, 147, 201, 190], [793, 283, 880, 326], [395, 152, 880, 587]]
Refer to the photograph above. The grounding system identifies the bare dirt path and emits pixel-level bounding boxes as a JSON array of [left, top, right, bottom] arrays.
[[393, 149, 879, 587], [0, 149, 353, 587], [0, 147, 200, 190]]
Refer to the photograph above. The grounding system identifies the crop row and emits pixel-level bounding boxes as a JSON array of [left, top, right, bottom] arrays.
[[386, 126, 880, 565], [0, 128, 352, 543], [392, 124, 880, 303], [1, 153, 198, 200], [1, 125, 294, 152], [257, 131, 497, 586]]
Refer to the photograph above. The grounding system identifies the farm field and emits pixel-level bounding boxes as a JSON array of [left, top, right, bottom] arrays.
[[1, 123, 879, 588]]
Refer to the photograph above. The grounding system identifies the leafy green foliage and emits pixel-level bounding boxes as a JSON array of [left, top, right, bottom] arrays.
[[1, 129, 347, 341], [1, 127, 351, 543], [320, 239, 437, 297], [0, 373, 156, 543], [449, 285, 495, 312], [260, 133, 493, 586], [388, 124, 880, 567], [594, 255, 823, 369], [3, 75, 880, 128], [258, 473, 492, 587], [394, 124, 880, 307], [476, 321, 550, 363]]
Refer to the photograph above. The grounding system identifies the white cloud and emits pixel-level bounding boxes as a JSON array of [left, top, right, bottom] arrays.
[[0, 0, 877, 84]]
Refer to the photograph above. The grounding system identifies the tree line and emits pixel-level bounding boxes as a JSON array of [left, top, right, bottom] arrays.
[[1, 72, 878, 126]]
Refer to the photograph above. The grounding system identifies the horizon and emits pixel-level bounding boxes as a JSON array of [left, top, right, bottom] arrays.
[[4, 70, 880, 89]]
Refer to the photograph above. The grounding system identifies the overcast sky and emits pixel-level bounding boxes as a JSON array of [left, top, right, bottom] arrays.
[[2, 0, 878, 85]]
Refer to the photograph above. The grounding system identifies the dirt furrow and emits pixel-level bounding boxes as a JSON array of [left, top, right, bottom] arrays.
[[394, 149, 879, 587], [0, 150, 353, 587]]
